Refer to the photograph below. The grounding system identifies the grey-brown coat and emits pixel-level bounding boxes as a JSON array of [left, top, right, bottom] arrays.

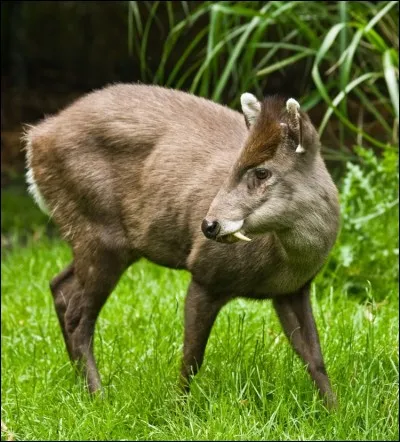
[[25, 84, 340, 407]]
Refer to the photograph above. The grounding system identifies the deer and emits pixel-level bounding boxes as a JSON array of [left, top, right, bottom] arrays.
[[24, 84, 340, 408]]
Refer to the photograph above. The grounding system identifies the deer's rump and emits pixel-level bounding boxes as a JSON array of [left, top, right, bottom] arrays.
[[26, 84, 247, 268]]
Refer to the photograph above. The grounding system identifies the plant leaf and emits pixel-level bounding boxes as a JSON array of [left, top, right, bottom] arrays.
[[383, 49, 399, 119]]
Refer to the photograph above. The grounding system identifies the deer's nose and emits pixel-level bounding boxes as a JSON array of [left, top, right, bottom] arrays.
[[201, 219, 221, 239]]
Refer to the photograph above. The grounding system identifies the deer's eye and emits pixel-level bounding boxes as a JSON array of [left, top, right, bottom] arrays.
[[254, 168, 271, 180]]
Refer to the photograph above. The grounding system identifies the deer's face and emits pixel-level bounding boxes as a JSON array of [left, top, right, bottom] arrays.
[[202, 94, 320, 243]]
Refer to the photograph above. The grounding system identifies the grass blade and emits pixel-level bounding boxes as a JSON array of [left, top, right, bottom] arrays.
[[256, 51, 314, 77], [154, 2, 209, 84], [166, 27, 209, 87], [211, 3, 269, 18], [319, 72, 382, 136], [383, 49, 399, 120], [190, 23, 248, 96], [312, 21, 390, 149], [128, 1, 143, 56], [140, 1, 161, 82], [212, 2, 295, 102]]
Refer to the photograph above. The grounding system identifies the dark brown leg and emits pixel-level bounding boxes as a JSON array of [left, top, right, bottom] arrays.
[[180, 280, 227, 392], [50, 262, 75, 359], [50, 243, 132, 394], [273, 284, 336, 408]]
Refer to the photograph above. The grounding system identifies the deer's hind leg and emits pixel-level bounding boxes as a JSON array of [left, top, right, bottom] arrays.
[[50, 262, 76, 359], [50, 231, 134, 394]]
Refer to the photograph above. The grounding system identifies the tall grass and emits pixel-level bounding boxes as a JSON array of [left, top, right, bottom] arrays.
[[128, 1, 399, 161]]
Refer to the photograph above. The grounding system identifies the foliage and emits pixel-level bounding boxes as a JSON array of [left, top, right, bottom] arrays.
[[128, 1, 399, 161], [319, 146, 399, 301]]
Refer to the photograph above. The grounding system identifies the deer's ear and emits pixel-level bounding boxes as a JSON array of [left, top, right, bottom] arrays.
[[241, 93, 261, 129], [286, 98, 305, 153], [285, 98, 320, 154]]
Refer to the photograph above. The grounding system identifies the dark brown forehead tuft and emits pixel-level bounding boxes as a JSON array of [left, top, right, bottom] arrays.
[[261, 95, 286, 120], [236, 95, 285, 172]]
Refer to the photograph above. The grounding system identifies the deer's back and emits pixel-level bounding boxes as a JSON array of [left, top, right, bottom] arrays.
[[27, 84, 248, 269]]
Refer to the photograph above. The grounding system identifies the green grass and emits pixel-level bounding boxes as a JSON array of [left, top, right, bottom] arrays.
[[1, 149, 398, 440], [1, 240, 398, 440]]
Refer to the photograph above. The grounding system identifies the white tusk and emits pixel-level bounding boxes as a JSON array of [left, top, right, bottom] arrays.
[[233, 231, 252, 242]]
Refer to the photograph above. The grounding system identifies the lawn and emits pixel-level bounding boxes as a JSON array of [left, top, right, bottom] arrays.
[[1, 146, 398, 441]]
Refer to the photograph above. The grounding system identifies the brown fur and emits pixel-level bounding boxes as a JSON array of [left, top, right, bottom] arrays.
[[237, 96, 284, 172], [25, 84, 340, 408]]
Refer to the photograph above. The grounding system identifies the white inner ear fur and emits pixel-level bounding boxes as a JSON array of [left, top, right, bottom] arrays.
[[286, 98, 300, 115], [286, 98, 305, 154], [241, 93, 261, 126]]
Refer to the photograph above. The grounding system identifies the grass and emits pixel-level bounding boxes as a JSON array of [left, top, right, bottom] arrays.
[[1, 238, 398, 440], [1, 148, 398, 440]]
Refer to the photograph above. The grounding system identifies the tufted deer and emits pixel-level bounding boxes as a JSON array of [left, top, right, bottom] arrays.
[[25, 84, 340, 407]]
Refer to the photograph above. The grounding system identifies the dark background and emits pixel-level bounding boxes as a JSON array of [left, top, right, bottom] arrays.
[[0, 1, 319, 185], [2, 1, 138, 183]]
